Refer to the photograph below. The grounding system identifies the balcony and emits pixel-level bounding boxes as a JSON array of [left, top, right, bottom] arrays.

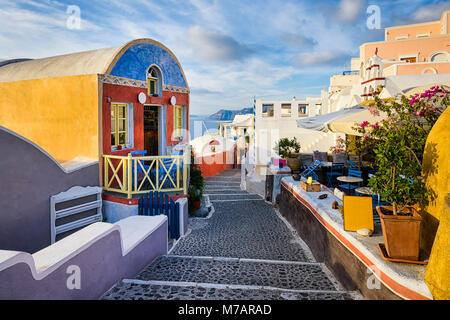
[[342, 70, 360, 76], [103, 154, 188, 199]]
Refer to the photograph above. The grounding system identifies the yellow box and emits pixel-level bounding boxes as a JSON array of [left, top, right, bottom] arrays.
[[343, 196, 374, 232]]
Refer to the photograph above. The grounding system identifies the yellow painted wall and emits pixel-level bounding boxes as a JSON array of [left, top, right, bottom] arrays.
[[0, 75, 99, 163], [422, 107, 450, 300]]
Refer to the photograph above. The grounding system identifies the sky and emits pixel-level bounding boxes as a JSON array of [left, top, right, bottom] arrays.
[[0, 0, 449, 115]]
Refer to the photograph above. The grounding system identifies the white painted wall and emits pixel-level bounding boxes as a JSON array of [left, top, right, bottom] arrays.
[[254, 99, 338, 165]]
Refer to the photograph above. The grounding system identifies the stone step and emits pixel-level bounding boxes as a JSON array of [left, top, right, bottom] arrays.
[[204, 190, 250, 195], [203, 188, 243, 192], [134, 255, 340, 292], [101, 280, 352, 300], [208, 194, 262, 201], [204, 177, 241, 181], [204, 182, 242, 187]]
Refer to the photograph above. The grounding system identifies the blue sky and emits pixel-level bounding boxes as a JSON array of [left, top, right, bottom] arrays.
[[0, 0, 449, 115]]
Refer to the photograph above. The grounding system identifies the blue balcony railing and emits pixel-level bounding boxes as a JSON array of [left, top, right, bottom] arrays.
[[342, 70, 360, 76]]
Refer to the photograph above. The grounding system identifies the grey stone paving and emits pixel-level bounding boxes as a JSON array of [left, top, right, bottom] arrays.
[[101, 169, 353, 300], [102, 282, 352, 300], [171, 200, 310, 261], [136, 256, 337, 291]]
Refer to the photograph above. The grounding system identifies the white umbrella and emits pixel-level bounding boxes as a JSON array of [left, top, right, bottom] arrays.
[[296, 105, 366, 132]]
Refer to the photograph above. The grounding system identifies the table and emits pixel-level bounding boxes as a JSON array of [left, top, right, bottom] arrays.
[[355, 187, 375, 196], [356, 187, 381, 206], [337, 176, 364, 194]]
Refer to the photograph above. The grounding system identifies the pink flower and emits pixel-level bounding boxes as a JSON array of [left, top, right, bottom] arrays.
[[360, 121, 370, 128], [368, 107, 380, 117], [371, 123, 380, 129]]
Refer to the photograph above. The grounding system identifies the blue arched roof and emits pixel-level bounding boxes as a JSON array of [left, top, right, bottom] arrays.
[[110, 42, 187, 89]]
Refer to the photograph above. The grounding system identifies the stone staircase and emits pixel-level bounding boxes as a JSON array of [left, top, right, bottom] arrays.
[[102, 170, 359, 300]]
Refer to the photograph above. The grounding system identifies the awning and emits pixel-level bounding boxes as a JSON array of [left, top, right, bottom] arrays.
[[296, 105, 366, 132], [297, 105, 388, 136], [328, 109, 388, 136], [403, 83, 450, 97]]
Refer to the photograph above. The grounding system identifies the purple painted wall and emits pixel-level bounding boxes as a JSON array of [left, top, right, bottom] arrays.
[[0, 127, 99, 253], [0, 221, 167, 300]]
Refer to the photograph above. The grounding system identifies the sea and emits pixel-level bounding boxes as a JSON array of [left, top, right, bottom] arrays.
[[189, 115, 231, 140]]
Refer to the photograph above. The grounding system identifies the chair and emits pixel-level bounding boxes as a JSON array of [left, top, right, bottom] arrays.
[[338, 168, 362, 194], [129, 150, 148, 187], [327, 163, 345, 187], [346, 160, 358, 169], [156, 151, 185, 188], [300, 160, 323, 181]]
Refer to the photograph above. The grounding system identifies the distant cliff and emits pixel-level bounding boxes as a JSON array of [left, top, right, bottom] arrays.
[[208, 108, 253, 121]]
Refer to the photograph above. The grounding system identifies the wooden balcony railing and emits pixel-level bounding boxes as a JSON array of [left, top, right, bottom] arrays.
[[103, 153, 188, 199]]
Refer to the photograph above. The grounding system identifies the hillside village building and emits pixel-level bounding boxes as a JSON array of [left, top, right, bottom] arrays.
[[321, 10, 450, 113]]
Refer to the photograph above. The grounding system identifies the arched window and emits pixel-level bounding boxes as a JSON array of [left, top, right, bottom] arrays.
[[147, 65, 163, 97], [430, 51, 449, 62], [422, 67, 437, 75]]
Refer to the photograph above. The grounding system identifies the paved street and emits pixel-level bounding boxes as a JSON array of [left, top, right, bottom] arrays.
[[102, 170, 354, 300]]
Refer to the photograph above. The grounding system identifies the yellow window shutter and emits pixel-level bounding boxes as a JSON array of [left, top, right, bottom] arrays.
[[174, 106, 183, 137]]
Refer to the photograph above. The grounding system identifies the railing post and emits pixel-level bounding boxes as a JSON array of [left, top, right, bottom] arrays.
[[156, 158, 160, 191], [104, 156, 108, 188], [127, 153, 132, 199], [177, 157, 180, 189], [183, 152, 188, 195]]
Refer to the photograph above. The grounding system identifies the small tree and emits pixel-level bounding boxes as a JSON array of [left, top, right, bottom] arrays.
[[359, 86, 449, 215], [274, 137, 301, 159]]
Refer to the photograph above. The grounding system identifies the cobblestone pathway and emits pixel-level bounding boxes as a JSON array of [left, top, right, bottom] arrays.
[[102, 170, 355, 300]]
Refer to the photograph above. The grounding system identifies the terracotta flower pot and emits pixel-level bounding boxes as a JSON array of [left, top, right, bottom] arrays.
[[192, 200, 201, 210], [286, 155, 302, 172], [376, 206, 423, 261]]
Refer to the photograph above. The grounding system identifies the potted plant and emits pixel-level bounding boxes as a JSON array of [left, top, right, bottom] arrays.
[[188, 148, 205, 211], [189, 186, 202, 210], [359, 86, 449, 261], [274, 137, 302, 172]]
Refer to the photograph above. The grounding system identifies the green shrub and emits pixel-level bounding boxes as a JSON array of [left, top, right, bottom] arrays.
[[273, 137, 301, 159]]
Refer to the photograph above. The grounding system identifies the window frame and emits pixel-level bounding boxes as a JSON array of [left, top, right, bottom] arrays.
[[111, 103, 133, 150], [147, 66, 163, 97], [298, 104, 307, 116], [281, 103, 292, 117], [173, 105, 184, 140], [262, 104, 274, 117]]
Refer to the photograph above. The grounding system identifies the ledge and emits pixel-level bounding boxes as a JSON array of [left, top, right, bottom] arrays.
[[0, 216, 167, 280], [280, 176, 432, 300]]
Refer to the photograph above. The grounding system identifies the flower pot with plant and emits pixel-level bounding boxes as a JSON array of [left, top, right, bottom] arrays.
[[189, 186, 202, 210], [359, 86, 449, 261], [188, 148, 205, 212], [274, 137, 302, 172]]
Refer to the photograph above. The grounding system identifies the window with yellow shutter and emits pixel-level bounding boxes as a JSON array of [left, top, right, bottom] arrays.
[[147, 66, 161, 97], [173, 106, 184, 139], [111, 104, 128, 149]]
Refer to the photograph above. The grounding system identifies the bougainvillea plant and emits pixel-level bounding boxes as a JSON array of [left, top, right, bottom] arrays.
[[356, 85, 449, 215], [329, 137, 346, 155]]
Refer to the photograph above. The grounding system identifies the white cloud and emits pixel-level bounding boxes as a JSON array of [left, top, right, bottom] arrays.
[[293, 51, 347, 66], [184, 26, 253, 62], [412, 2, 450, 22], [337, 0, 366, 22]]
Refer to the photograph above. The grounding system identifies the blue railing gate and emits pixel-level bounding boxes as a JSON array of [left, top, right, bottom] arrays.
[[138, 191, 181, 240]]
